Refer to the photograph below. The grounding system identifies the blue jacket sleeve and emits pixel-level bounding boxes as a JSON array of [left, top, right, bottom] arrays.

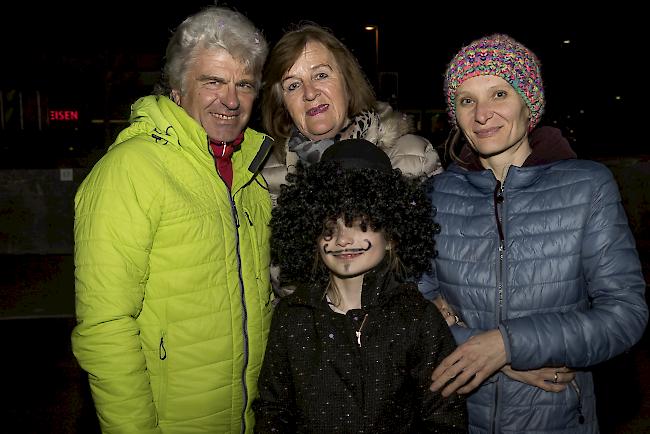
[[419, 264, 488, 346], [417, 263, 439, 302], [502, 168, 648, 370]]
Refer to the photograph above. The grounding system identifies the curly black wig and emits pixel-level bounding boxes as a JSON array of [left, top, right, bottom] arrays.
[[270, 160, 440, 287]]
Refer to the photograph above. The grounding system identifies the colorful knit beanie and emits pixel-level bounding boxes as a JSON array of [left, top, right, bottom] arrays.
[[444, 34, 544, 131]]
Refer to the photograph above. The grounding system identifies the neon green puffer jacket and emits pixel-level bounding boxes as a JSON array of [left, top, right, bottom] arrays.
[[72, 95, 274, 433]]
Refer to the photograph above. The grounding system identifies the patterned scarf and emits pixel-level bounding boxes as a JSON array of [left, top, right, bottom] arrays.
[[287, 110, 381, 166]]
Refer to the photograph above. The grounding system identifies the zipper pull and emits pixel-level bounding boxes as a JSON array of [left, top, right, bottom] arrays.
[[232, 204, 240, 228], [159, 336, 167, 360], [571, 379, 585, 424]]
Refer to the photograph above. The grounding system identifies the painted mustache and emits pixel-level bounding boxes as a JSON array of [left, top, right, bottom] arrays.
[[323, 240, 372, 255]]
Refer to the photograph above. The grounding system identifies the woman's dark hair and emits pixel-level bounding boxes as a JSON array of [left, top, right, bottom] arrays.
[[270, 161, 439, 287]]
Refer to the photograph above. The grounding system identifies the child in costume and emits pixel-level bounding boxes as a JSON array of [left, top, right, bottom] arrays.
[[253, 138, 467, 433]]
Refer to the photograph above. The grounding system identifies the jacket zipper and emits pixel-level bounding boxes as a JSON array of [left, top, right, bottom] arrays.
[[211, 139, 250, 434], [491, 180, 506, 434], [229, 189, 250, 434], [494, 180, 506, 321]]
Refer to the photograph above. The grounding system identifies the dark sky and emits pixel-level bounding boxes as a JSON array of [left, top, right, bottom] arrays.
[[6, 2, 636, 101], [2, 1, 640, 151]]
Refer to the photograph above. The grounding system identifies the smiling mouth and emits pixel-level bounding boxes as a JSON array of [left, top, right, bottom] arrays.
[[307, 104, 328, 116], [331, 248, 367, 258], [474, 127, 500, 138], [211, 113, 237, 120]]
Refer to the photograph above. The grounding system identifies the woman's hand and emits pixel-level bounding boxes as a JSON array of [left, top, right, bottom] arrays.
[[433, 296, 464, 327], [501, 365, 575, 392], [430, 329, 506, 396]]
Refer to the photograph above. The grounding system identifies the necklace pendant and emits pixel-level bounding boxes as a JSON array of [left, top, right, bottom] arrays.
[[354, 314, 368, 347]]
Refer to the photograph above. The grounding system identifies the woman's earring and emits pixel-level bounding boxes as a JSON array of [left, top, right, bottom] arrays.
[[171, 90, 181, 105]]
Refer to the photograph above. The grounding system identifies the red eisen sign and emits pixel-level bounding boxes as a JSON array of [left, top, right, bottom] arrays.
[[49, 110, 79, 121]]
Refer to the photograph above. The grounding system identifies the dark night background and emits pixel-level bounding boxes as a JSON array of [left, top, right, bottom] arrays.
[[1, 2, 648, 433], [0, 1, 642, 164]]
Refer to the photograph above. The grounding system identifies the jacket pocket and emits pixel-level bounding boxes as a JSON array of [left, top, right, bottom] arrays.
[[155, 331, 168, 420], [569, 378, 586, 426], [242, 208, 261, 277]]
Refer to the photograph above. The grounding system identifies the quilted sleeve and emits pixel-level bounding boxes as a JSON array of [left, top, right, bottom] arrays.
[[504, 165, 648, 370], [71, 143, 162, 434]]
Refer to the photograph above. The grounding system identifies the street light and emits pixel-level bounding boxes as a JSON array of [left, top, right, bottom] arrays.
[[364, 25, 379, 73]]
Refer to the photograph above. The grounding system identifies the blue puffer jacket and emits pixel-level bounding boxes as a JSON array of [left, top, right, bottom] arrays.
[[420, 128, 648, 433]]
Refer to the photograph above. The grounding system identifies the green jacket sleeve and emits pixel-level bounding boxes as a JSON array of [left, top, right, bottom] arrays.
[[71, 146, 162, 434]]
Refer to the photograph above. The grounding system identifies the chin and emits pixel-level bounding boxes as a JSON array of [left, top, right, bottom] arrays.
[[305, 125, 338, 140], [471, 140, 507, 156], [210, 129, 238, 143], [333, 270, 366, 279]]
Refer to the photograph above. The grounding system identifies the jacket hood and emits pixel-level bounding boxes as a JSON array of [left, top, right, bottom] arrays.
[[110, 95, 272, 176], [111, 95, 206, 151]]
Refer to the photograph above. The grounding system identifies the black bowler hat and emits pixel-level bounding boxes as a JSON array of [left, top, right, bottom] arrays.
[[320, 138, 392, 172]]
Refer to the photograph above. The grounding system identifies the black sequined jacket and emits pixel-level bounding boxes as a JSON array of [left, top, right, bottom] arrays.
[[253, 265, 467, 433]]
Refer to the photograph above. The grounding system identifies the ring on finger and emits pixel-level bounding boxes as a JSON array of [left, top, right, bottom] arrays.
[[553, 371, 559, 384]]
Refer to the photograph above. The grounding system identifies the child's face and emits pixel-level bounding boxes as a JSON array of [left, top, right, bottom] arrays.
[[318, 217, 389, 279]]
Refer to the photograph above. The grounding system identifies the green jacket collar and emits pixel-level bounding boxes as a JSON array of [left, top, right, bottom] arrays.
[[115, 95, 272, 187]]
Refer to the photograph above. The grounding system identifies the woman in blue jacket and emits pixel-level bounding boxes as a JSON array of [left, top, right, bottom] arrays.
[[421, 33, 648, 433]]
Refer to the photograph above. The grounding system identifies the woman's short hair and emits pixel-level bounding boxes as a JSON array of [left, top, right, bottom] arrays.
[[155, 6, 268, 97], [270, 161, 439, 287], [261, 23, 376, 142]]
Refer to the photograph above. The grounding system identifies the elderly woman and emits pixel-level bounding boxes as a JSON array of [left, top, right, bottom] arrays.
[[260, 24, 442, 203], [421, 33, 648, 433]]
